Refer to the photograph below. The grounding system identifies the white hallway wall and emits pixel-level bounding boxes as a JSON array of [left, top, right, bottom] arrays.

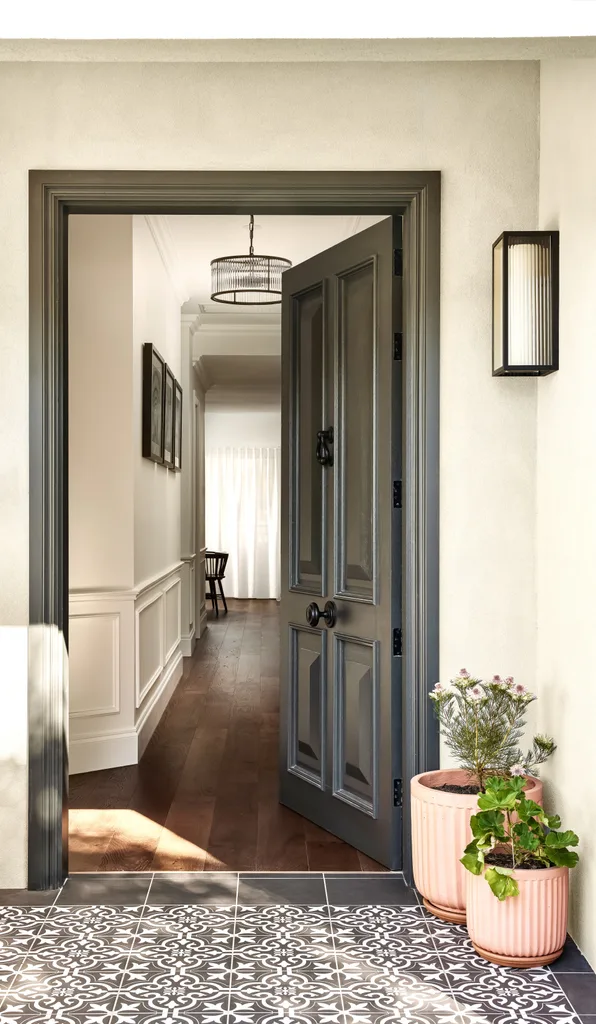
[[205, 403, 281, 451], [0, 58, 539, 885], [537, 58, 596, 968], [67, 214, 185, 775]]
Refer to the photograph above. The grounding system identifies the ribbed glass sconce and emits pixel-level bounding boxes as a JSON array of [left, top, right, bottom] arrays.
[[492, 231, 559, 376]]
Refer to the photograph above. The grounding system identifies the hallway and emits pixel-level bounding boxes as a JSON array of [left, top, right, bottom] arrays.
[[69, 600, 381, 872]]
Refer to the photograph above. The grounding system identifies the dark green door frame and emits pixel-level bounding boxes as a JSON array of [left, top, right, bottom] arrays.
[[28, 170, 440, 890]]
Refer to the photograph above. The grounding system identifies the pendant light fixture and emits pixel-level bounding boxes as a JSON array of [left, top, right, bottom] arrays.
[[210, 215, 292, 305]]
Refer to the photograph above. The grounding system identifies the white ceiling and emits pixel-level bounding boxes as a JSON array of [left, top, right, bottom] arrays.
[[164, 213, 386, 396], [164, 214, 387, 314]]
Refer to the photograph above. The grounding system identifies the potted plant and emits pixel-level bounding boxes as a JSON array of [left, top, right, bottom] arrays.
[[462, 775, 579, 967], [411, 670, 555, 923]]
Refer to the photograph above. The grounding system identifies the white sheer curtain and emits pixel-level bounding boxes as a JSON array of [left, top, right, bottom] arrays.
[[205, 447, 281, 600]]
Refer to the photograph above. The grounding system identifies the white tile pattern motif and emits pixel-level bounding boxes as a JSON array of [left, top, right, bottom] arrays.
[[0, 873, 592, 1024]]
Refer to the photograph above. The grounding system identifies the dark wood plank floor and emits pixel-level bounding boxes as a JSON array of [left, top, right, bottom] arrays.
[[69, 599, 383, 872]]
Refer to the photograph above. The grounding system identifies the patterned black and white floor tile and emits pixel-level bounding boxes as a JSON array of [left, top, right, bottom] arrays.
[[0, 872, 594, 1024]]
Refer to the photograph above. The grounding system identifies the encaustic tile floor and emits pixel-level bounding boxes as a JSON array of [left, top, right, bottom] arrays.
[[0, 872, 595, 1024]]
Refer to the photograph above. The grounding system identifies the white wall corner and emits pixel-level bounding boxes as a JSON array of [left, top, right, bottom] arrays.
[[144, 214, 191, 306]]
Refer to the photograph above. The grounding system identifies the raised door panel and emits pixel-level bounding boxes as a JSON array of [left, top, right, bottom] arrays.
[[333, 634, 379, 817], [290, 284, 325, 594], [287, 625, 326, 789], [336, 258, 378, 602]]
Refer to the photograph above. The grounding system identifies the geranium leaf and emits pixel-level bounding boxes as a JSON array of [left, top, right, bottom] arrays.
[[484, 867, 519, 901], [547, 847, 580, 868], [546, 830, 580, 849], [461, 853, 483, 875]]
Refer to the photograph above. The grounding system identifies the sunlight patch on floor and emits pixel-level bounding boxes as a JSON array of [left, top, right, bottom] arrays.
[[68, 808, 227, 871]]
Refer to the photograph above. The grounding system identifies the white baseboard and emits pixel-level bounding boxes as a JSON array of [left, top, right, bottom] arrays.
[[136, 648, 183, 759], [199, 606, 208, 633], [180, 628, 196, 658], [69, 730, 138, 775]]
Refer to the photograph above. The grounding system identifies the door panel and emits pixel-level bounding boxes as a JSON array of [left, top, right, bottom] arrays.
[[290, 284, 326, 593], [336, 257, 377, 601], [280, 216, 402, 869], [333, 633, 379, 816], [288, 625, 326, 788]]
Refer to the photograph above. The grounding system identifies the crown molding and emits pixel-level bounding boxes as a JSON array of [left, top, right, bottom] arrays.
[[5, 38, 596, 63], [144, 215, 191, 306], [193, 355, 213, 393]]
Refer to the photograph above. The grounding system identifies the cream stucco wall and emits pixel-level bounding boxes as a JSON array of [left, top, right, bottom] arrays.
[[537, 58, 596, 969], [0, 57, 539, 886]]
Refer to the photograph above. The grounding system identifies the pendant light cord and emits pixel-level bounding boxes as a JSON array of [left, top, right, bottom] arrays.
[[249, 214, 255, 256]]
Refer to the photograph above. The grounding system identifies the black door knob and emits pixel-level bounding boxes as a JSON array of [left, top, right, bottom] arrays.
[[306, 600, 337, 629]]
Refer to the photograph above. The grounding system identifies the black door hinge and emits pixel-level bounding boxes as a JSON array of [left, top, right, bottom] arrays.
[[393, 333, 403, 360], [393, 779, 403, 807], [394, 248, 403, 276], [393, 627, 402, 657], [393, 480, 402, 508]]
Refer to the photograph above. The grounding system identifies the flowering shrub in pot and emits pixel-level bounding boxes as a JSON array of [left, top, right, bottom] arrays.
[[462, 775, 579, 967], [410, 671, 555, 923]]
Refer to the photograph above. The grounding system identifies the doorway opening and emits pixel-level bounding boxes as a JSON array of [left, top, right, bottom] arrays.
[[28, 172, 440, 890], [67, 212, 396, 873]]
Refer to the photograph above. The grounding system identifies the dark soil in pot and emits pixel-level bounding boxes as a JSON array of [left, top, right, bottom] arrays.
[[485, 850, 548, 871], [433, 783, 481, 795]]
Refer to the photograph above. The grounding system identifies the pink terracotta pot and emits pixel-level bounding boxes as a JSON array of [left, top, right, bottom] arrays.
[[410, 769, 543, 924], [466, 863, 568, 968]]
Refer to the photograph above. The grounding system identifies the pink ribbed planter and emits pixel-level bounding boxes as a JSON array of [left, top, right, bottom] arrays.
[[466, 864, 568, 967], [411, 770, 543, 924]]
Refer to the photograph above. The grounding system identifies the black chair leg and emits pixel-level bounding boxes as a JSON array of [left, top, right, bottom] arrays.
[[218, 579, 228, 614], [210, 578, 219, 617]]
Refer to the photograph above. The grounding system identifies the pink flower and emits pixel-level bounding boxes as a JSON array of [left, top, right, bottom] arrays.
[[468, 685, 485, 701], [432, 682, 444, 693], [459, 668, 470, 678], [510, 765, 525, 777], [505, 676, 515, 685], [513, 683, 527, 696], [492, 675, 502, 683]]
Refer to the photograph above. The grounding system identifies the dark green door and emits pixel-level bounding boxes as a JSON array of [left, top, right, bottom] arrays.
[[279, 217, 403, 869]]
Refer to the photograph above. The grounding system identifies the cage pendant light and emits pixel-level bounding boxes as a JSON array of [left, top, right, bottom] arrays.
[[210, 215, 292, 305]]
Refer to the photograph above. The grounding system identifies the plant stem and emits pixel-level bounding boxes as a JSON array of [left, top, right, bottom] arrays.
[[474, 706, 482, 791], [506, 810, 515, 869]]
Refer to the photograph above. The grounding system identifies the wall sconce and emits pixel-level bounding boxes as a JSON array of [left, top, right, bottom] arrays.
[[492, 231, 559, 376]]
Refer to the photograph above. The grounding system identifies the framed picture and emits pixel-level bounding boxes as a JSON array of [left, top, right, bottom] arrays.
[[162, 365, 175, 469], [173, 380, 183, 471], [142, 343, 165, 463]]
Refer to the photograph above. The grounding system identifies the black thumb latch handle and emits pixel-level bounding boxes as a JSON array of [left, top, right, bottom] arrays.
[[316, 426, 334, 467]]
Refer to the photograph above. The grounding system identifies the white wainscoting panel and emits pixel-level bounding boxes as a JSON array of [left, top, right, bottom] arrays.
[[68, 593, 136, 775], [164, 576, 182, 664], [69, 563, 185, 776], [135, 591, 164, 708], [198, 546, 207, 637], [134, 562, 184, 751], [69, 611, 120, 718], [190, 561, 196, 635], [180, 555, 197, 656]]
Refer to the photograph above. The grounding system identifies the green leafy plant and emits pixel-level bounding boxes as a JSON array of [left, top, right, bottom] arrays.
[[461, 775, 579, 900], [430, 670, 555, 792]]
